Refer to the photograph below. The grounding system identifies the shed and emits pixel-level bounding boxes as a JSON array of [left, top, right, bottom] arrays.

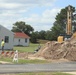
[[14, 32, 30, 46]]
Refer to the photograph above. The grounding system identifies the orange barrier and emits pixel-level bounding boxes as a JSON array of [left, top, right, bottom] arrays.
[[1, 51, 5, 55], [0, 51, 15, 57], [5, 51, 10, 56], [10, 51, 14, 55], [10, 51, 14, 58]]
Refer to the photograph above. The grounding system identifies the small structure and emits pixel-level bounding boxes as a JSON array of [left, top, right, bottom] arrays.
[[0, 25, 14, 50], [14, 32, 30, 46], [13, 50, 18, 63]]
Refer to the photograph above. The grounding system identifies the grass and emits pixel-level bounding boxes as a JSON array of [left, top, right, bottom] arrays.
[[38, 39, 49, 44], [0, 43, 48, 64], [0, 57, 50, 64], [4, 72, 73, 75], [18, 59, 49, 64], [0, 57, 12, 62], [53, 72, 73, 75], [13, 43, 43, 52]]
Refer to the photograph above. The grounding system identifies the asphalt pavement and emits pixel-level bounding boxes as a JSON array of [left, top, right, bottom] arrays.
[[0, 61, 76, 74]]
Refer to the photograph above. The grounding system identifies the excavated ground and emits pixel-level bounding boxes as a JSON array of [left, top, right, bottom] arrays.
[[33, 37, 76, 61], [2, 37, 76, 62]]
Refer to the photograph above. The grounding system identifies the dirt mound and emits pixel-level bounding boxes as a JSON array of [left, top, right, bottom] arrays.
[[34, 38, 76, 61]]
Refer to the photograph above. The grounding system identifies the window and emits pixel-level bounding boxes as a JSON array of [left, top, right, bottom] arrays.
[[25, 38, 27, 43], [5, 36, 9, 43], [19, 39, 20, 42], [69, 16, 70, 19]]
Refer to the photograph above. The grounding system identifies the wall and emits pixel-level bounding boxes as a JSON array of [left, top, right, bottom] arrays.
[[14, 38, 29, 46], [0, 25, 14, 50]]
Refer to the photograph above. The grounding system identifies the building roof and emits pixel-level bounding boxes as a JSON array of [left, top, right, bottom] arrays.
[[14, 32, 30, 38]]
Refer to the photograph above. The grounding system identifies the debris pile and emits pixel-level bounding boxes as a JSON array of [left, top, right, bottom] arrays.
[[34, 38, 76, 61]]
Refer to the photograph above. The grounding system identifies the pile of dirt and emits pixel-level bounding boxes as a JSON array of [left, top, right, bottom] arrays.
[[34, 38, 76, 61]]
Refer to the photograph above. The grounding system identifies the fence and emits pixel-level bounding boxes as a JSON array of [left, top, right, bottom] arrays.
[[0, 51, 15, 58], [0, 51, 34, 59]]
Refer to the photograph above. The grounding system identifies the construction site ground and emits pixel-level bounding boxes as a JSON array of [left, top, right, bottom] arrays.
[[32, 36, 76, 61], [1, 37, 76, 74]]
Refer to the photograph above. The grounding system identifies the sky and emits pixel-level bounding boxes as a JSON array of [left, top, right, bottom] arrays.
[[0, 0, 76, 31]]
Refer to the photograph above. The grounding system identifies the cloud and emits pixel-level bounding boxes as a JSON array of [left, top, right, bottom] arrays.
[[0, 0, 59, 31], [0, 0, 56, 9], [17, 8, 60, 31], [0, 0, 56, 5], [0, 0, 56, 17], [0, 3, 22, 9]]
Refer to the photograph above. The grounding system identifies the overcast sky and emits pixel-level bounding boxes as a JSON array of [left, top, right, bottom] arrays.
[[0, 0, 76, 31]]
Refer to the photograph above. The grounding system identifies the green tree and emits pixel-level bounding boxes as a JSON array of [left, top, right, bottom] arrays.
[[34, 31, 40, 39], [39, 30, 46, 40], [45, 30, 52, 41], [30, 32, 38, 43], [11, 21, 34, 36], [50, 5, 75, 40]]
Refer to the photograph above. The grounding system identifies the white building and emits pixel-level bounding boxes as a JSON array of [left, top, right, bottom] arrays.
[[14, 32, 30, 46], [0, 25, 14, 50]]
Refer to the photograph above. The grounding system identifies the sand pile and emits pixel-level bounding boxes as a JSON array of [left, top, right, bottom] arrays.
[[34, 38, 76, 61]]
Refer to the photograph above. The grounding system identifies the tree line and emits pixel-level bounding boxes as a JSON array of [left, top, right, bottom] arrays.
[[11, 5, 76, 43]]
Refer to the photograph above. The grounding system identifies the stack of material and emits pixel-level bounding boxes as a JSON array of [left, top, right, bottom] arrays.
[[34, 38, 76, 61]]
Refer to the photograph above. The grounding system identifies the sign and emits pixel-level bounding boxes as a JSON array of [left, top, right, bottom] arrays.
[[13, 50, 18, 63]]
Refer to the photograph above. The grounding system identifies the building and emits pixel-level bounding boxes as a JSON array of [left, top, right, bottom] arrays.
[[0, 25, 14, 50], [14, 32, 30, 46]]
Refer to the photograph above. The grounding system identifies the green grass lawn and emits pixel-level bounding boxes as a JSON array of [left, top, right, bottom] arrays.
[[0, 57, 50, 64], [4, 72, 73, 75], [13, 43, 43, 52], [0, 43, 47, 64], [18, 59, 49, 64]]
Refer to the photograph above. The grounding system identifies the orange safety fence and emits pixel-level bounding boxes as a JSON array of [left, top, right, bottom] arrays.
[[1, 51, 5, 55], [0, 51, 15, 57], [10, 51, 14, 55], [5, 51, 10, 56], [10, 51, 15, 58]]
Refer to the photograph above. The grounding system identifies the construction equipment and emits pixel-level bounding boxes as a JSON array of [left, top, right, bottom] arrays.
[[58, 5, 75, 43], [66, 5, 73, 35]]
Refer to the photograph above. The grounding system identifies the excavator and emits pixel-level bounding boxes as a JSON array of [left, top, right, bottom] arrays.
[[58, 5, 76, 43]]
